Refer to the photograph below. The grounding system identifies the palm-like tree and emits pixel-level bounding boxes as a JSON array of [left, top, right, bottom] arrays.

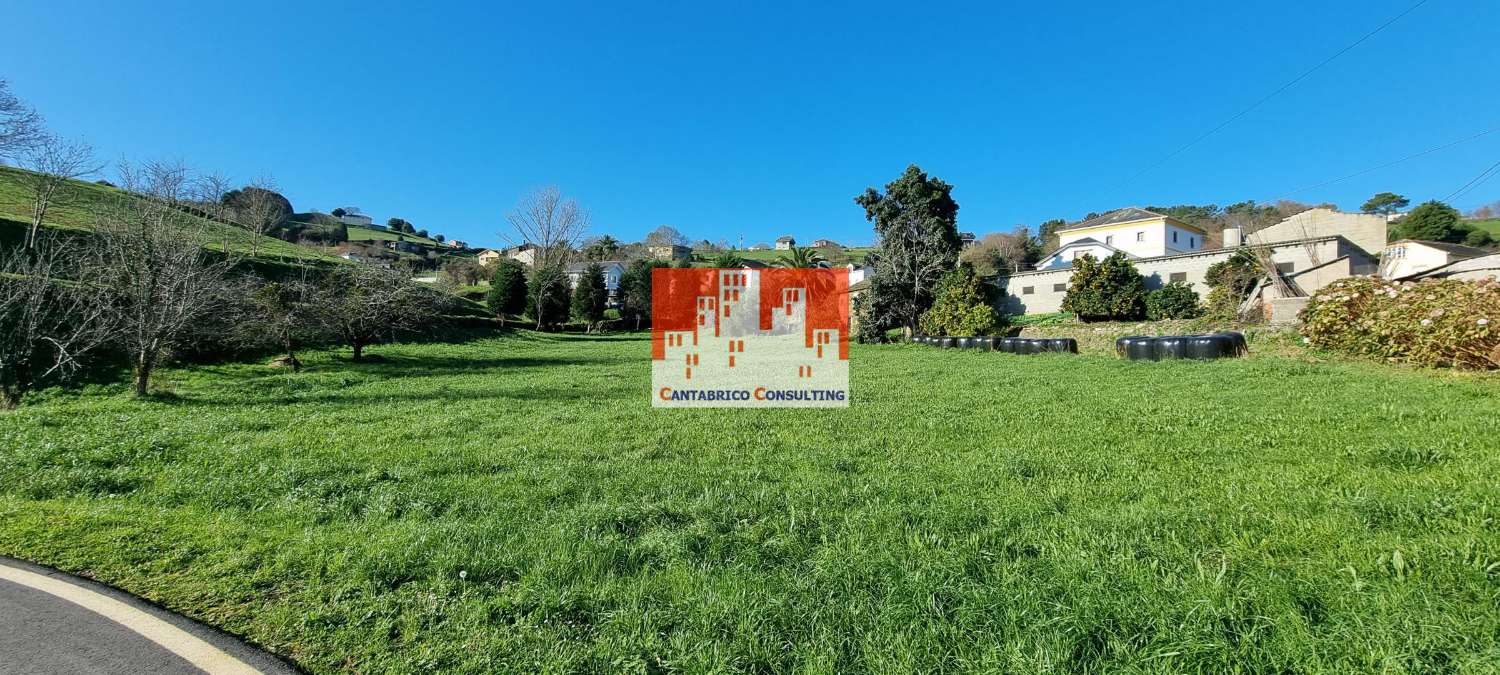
[[710, 251, 745, 268], [775, 246, 828, 269]]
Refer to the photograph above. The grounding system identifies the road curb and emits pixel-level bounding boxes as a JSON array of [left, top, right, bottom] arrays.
[[0, 555, 301, 674]]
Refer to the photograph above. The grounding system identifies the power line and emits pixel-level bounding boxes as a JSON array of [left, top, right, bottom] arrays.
[[1265, 124, 1500, 202], [1444, 158, 1500, 203], [1117, 0, 1430, 190]]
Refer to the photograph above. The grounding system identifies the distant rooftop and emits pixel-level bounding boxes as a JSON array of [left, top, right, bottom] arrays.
[[1057, 207, 1171, 233]]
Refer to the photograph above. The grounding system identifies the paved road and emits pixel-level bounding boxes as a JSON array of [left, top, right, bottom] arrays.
[[0, 557, 297, 675]]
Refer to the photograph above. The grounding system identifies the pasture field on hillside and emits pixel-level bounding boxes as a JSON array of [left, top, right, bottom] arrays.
[[2, 334, 1498, 672], [0, 166, 338, 263]]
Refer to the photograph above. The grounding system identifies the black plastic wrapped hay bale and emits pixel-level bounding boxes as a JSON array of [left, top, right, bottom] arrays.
[[1216, 331, 1248, 356], [1186, 334, 1236, 359], [1154, 336, 1191, 360], [938, 337, 956, 348], [996, 337, 1016, 353], [968, 336, 992, 350], [1116, 335, 1158, 361], [977, 336, 996, 350], [1022, 339, 1045, 355], [1042, 338, 1078, 353]]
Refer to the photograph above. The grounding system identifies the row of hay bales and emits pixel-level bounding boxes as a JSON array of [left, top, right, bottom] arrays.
[[913, 331, 1249, 360]]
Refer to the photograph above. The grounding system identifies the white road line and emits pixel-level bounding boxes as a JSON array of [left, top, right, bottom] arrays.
[[0, 563, 262, 675]]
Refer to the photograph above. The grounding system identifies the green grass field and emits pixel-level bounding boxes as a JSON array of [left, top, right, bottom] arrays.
[[2, 334, 1497, 672]]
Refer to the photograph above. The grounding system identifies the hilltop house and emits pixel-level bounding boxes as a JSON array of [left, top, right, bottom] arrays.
[[446, 240, 468, 249], [775, 236, 796, 250], [997, 207, 1388, 323], [1380, 240, 1492, 280], [811, 238, 840, 248], [478, 244, 537, 266]]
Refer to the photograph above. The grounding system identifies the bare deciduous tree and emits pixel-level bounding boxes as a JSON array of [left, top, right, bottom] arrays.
[[19, 135, 101, 249], [94, 163, 241, 397], [0, 234, 115, 408], [506, 186, 589, 329], [0, 78, 45, 161], [309, 265, 439, 361]]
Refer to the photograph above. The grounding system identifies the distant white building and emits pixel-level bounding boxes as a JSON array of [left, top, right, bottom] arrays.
[[1035, 207, 1207, 270], [775, 236, 796, 250]]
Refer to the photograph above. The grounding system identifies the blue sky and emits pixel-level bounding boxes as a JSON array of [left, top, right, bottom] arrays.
[[6, 0, 1498, 248]]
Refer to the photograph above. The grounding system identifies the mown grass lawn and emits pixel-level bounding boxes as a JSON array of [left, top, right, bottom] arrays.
[[1, 333, 1498, 673]]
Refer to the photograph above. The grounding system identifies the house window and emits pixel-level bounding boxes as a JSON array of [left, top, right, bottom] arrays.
[[1169, 272, 1187, 283], [1275, 262, 1295, 275], [1189, 237, 1196, 248], [1053, 283, 1066, 292], [1172, 231, 1179, 243], [1022, 286, 1034, 295], [1105, 235, 1113, 245], [1136, 232, 1144, 242]]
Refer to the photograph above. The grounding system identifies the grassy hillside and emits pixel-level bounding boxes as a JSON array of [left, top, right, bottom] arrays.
[[1464, 218, 1500, 238], [346, 223, 442, 247], [0, 166, 341, 264], [2, 334, 1496, 672]]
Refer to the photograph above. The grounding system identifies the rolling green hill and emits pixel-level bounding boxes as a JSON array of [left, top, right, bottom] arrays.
[[1465, 218, 1500, 238], [346, 223, 442, 247], [0, 166, 340, 264]]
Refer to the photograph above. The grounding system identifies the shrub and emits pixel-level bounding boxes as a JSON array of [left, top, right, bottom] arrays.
[[1300, 277, 1500, 369], [918, 263, 1004, 335], [1146, 282, 1204, 320], [486, 258, 528, 319], [1203, 250, 1262, 321], [1061, 252, 1146, 322]]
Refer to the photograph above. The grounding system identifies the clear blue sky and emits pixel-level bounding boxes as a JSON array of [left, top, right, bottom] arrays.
[[7, 0, 1498, 249]]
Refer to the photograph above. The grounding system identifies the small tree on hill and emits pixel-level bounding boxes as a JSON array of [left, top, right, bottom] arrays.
[[1361, 192, 1409, 215], [19, 134, 101, 249], [331, 207, 346, 218], [487, 258, 529, 322], [1061, 252, 1146, 322], [570, 263, 608, 331], [1145, 281, 1204, 320], [918, 263, 1002, 336]]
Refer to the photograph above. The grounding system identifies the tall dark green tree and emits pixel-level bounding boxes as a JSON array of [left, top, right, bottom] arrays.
[[1394, 201, 1465, 243], [570, 263, 609, 331], [854, 164, 961, 339], [486, 258, 528, 322]]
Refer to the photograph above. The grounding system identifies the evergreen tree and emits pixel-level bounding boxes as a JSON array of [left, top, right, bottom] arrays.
[[1061, 252, 1147, 322], [854, 164, 961, 339], [570, 263, 608, 331], [486, 258, 529, 322]]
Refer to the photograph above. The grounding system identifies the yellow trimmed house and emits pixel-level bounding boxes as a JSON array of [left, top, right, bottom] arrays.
[[1037, 207, 1208, 269]]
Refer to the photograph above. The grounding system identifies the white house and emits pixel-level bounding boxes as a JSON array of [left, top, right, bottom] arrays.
[[1380, 240, 1491, 280], [1036, 207, 1208, 269], [775, 236, 796, 250], [565, 261, 627, 300]]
